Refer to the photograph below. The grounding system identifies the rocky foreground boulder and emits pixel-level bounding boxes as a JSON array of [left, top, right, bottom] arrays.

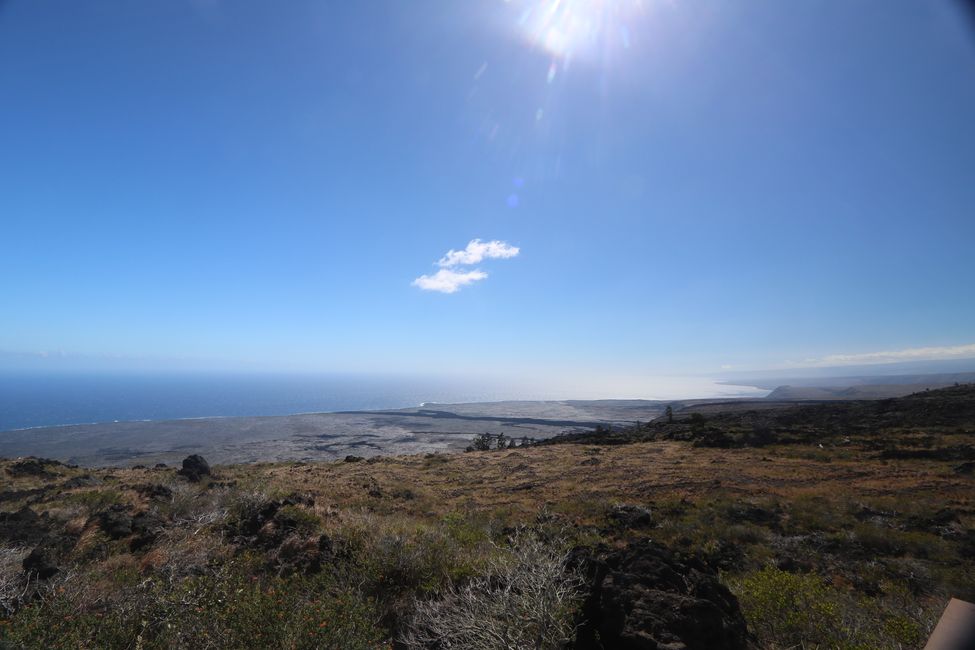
[[572, 539, 749, 650], [177, 454, 211, 482]]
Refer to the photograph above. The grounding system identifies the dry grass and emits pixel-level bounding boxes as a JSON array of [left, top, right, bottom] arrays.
[[220, 442, 973, 524], [0, 428, 972, 649]]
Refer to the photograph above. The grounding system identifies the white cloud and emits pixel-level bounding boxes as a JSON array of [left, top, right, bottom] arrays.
[[413, 238, 519, 294], [437, 239, 519, 267], [792, 343, 975, 367], [412, 268, 489, 294]]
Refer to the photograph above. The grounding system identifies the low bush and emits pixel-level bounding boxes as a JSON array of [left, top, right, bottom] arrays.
[[400, 528, 583, 650], [730, 565, 931, 650], [1, 562, 386, 649]]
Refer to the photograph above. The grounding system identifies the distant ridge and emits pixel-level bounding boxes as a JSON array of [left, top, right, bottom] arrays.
[[724, 371, 975, 400], [764, 381, 970, 400]]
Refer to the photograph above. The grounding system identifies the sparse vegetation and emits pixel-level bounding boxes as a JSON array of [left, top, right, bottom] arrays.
[[730, 566, 934, 649], [1, 385, 973, 648], [401, 529, 583, 650]]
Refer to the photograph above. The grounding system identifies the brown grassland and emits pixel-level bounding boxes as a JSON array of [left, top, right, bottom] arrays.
[[1, 385, 973, 649]]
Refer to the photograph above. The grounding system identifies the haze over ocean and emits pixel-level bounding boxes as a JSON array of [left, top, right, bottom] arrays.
[[0, 373, 768, 432]]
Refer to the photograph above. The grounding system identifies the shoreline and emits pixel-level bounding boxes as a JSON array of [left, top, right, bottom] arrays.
[[0, 398, 676, 467]]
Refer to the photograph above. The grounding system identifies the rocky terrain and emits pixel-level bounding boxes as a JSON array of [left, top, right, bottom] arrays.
[[0, 400, 668, 467], [1, 385, 973, 648]]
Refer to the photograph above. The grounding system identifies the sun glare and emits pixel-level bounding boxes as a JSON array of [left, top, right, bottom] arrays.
[[516, 0, 646, 62]]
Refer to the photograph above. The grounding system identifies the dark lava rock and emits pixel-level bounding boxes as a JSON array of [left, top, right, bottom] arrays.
[[130, 511, 167, 551], [23, 534, 76, 579], [0, 507, 51, 546], [955, 461, 975, 475], [609, 504, 654, 529], [62, 474, 102, 489], [228, 493, 315, 550], [775, 555, 815, 574], [154, 463, 168, 469], [725, 503, 781, 529], [690, 429, 737, 449], [571, 539, 749, 650], [907, 508, 959, 528], [880, 445, 975, 461], [8, 458, 61, 478], [0, 487, 48, 504], [136, 483, 174, 501], [131, 464, 147, 470], [344, 455, 364, 463], [95, 505, 133, 539], [906, 508, 962, 539], [701, 539, 746, 573], [853, 504, 893, 522], [177, 455, 211, 482]]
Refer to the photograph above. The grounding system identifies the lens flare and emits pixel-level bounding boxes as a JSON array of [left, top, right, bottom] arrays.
[[516, 0, 646, 61]]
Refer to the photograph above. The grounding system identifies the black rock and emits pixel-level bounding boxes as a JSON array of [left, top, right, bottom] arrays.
[[955, 461, 975, 475], [227, 493, 315, 550], [571, 539, 749, 650], [0, 487, 48, 505], [776, 555, 816, 574], [725, 503, 781, 529], [23, 534, 75, 579], [136, 483, 173, 501], [62, 475, 102, 489], [608, 504, 654, 529], [8, 458, 61, 478], [96, 505, 133, 539], [177, 455, 211, 482], [130, 511, 166, 551], [154, 463, 168, 469], [0, 507, 51, 546], [344, 455, 364, 463], [907, 508, 960, 528]]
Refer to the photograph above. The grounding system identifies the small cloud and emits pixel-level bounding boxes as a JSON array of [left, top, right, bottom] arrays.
[[412, 268, 489, 294], [792, 342, 975, 368], [413, 239, 519, 294], [437, 239, 520, 268]]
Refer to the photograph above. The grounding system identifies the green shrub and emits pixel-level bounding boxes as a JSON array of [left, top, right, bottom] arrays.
[[730, 566, 930, 650], [62, 488, 125, 513], [275, 505, 322, 535], [1, 565, 386, 649]]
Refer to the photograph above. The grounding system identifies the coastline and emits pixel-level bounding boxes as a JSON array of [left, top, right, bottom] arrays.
[[0, 398, 674, 467]]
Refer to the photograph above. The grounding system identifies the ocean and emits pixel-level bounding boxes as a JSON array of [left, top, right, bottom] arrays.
[[0, 372, 767, 432]]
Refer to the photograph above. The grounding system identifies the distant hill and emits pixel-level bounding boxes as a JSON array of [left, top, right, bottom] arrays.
[[732, 370, 975, 391], [763, 382, 969, 400], [546, 383, 975, 454]]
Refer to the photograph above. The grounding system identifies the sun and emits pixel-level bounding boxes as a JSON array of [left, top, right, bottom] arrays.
[[515, 0, 646, 62]]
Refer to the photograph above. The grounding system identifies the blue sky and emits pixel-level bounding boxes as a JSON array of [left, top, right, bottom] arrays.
[[2, 0, 974, 387]]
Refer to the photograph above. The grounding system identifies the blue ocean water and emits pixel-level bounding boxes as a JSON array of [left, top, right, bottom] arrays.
[[0, 373, 535, 432]]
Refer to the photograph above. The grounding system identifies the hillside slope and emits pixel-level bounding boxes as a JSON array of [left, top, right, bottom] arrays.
[[1, 386, 973, 649]]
